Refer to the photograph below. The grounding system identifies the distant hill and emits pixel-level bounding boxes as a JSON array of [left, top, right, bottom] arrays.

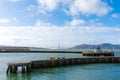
[[71, 43, 120, 49]]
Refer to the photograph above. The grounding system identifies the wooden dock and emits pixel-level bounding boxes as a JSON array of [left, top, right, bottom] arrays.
[[7, 57, 120, 74], [82, 52, 114, 56]]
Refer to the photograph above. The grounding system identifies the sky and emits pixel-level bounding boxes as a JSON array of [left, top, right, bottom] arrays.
[[0, 0, 120, 48]]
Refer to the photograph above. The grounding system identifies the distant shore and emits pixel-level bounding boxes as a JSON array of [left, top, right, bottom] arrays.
[[0, 50, 83, 53]]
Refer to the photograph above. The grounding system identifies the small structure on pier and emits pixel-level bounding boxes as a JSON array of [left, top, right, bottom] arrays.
[[94, 47, 102, 53], [83, 47, 114, 56], [7, 61, 31, 74]]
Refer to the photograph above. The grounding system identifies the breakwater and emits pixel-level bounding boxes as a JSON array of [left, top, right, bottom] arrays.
[[7, 57, 120, 74], [28, 50, 83, 53], [0, 50, 82, 53], [0, 46, 82, 53]]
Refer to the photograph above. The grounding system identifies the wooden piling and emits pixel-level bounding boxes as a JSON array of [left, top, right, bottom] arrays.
[[7, 61, 31, 74], [22, 66, 26, 73]]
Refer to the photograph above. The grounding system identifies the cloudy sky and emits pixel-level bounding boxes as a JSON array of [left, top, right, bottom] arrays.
[[0, 0, 120, 48]]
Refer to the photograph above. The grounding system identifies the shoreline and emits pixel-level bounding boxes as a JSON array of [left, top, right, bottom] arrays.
[[0, 50, 83, 53]]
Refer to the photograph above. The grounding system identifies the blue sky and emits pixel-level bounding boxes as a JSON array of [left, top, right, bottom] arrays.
[[0, 0, 120, 48]]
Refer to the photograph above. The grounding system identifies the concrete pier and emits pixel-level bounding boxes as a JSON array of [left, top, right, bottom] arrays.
[[7, 61, 31, 74], [7, 57, 120, 74]]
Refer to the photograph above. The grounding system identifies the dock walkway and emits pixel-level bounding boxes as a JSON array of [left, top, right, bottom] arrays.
[[7, 57, 120, 74]]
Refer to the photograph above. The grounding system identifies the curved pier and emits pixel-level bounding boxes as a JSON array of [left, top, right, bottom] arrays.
[[7, 57, 120, 74]]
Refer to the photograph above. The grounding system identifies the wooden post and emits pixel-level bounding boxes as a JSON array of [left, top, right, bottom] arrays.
[[65, 60, 69, 65], [9, 66, 13, 73], [13, 66, 17, 73], [29, 64, 32, 71], [43, 61, 45, 68], [26, 65, 31, 72], [77, 59, 79, 64], [58, 60, 62, 66], [51, 61, 54, 66], [22, 66, 26, 73], [72, 59, 75, 64], [6, 67, 10, 74]]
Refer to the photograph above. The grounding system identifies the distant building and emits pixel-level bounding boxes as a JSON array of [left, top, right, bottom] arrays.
[[0, 47, 30, 52]]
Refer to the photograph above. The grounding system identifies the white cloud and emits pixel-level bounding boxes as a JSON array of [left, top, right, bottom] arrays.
[[9, 0, 20, 2], [89, 19, 104, 26], [111, 13, 120, 18], [0, 18, 11, 23], [0, 25, 120, 48], [37, 0, 60, 14], [0, 17, 17, 24], [68, 0, 112, 16], [36, 0, 112, 16], [12, 17, 17, 22], [35, 20, 53, 26], [67, 19, 85, 26]]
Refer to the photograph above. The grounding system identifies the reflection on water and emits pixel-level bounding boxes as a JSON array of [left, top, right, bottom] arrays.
[[7, 73, 31, 80], [0, 50, 120, 80], [6, 64, 120, 80], [0, 53, 83, 80]]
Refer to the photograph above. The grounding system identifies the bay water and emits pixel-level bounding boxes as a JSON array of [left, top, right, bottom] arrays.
[[0, 50, 120, 80]]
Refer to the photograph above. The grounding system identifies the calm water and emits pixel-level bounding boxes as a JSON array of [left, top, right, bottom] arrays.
[[0, 50, 120, 80]]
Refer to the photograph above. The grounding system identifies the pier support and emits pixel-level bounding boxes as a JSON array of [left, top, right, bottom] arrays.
[[7, 61, 31, 74]]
